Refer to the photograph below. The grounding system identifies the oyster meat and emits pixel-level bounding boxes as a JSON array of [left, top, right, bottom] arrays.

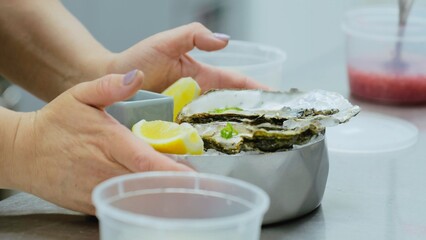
[[176, 89, 360, 154], [194, 121, 322, 154]]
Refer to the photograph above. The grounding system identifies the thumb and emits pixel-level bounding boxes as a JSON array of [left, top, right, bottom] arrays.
[[71, 70, 143, 109], [143, 22, 230, 58]]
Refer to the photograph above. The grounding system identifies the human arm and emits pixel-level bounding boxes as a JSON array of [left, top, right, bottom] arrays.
[[0, 70, 191, 214], [0, 0, 267, 103], [0, 0, 113, 101]]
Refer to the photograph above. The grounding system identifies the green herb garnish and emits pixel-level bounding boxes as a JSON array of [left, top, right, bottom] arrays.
[[220, 123, 239, 139], [210, 106, 243, 114]]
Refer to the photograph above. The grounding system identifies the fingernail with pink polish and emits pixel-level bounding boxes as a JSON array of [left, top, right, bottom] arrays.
[[123, 69, 138, 85], [213, 32, 230, 41]]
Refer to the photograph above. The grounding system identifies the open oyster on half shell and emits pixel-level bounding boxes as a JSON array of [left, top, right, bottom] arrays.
[[176, 89, 360, 154]]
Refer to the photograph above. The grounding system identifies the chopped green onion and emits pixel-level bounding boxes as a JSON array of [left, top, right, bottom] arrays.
[[220, 123, 238, 139], [210, 106, 243, 114]]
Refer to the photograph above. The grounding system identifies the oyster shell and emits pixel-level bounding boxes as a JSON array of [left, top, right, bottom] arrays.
[[194, 122, 323, 154], [176, 89, 360, 154]]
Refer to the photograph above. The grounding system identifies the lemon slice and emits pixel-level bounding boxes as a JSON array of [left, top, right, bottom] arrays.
[[132, 120, 204, 155], [162, 77, 201, 121]]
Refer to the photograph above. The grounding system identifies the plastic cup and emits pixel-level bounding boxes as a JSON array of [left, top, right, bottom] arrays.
[[189, 40, 286, 90], [342, 6, 426, 104], [92, 172, 270, 240]]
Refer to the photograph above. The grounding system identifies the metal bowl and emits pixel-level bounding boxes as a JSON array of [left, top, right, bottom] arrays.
[[171, 136, 329, 224], [107, 94, 329, 224]]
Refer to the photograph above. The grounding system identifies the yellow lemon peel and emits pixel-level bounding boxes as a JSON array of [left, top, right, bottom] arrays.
[[132, 120, 204, 155], [162, 77, 201, 121]]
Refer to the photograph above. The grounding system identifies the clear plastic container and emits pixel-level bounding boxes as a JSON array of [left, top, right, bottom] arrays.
[[189, 40, 286, 90], [92, 172, 270, 240], [342, 6, 426, 104]]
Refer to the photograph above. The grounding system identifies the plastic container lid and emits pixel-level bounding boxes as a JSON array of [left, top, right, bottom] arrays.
[[326, 112, 418, 154], [341, 6, 426, 42]]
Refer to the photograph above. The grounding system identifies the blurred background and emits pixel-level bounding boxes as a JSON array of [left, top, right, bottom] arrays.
[[0, 0, 405, 113]]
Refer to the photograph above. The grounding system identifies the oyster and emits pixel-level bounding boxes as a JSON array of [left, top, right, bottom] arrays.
[[176, 89, 360, 154], [194, 122, 323, 154]]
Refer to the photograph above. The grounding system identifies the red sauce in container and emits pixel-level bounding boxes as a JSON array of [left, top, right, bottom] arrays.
[[348, 57, 426, 105]]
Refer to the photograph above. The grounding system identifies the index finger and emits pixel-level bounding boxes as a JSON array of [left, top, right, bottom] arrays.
[[144, 22, 229, 58]]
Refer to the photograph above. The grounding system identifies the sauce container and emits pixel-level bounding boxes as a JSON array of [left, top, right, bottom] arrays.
[[342, 6, 426, 104]]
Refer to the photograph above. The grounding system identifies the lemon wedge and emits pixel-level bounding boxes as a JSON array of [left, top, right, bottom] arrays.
[[162, 77, 201, 121], [132, 120, 204, 155]]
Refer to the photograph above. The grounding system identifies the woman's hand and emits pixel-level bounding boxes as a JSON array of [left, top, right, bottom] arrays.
[[108, 22, 269, 93], [4, 70, 191, 214]]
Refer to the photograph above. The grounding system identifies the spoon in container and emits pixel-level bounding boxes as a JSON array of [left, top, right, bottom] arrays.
[[399, 0, 415, 26], [390, 0, 415, 72]]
